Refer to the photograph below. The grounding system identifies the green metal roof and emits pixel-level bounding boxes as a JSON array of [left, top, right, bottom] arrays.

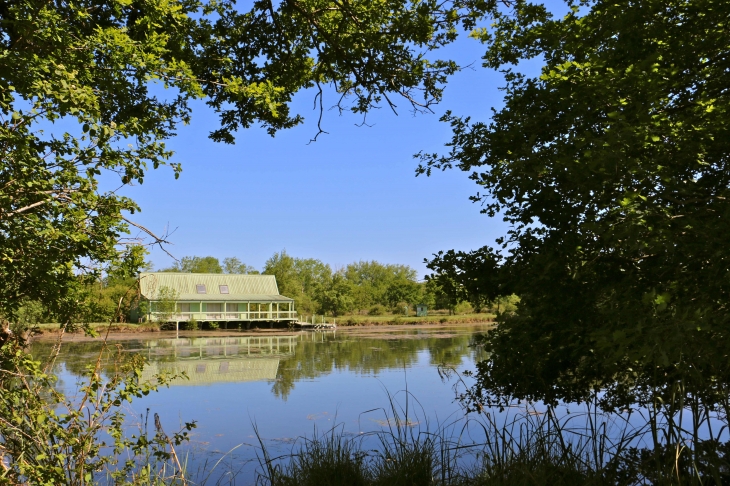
[[139, 272, 292, 301], [174, 293, 293, 302]]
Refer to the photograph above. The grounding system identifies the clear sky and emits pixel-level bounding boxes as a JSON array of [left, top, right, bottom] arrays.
[[125, 37, 515, 278]]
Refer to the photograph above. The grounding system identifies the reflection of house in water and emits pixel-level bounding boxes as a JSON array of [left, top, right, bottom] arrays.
[[140, 335, 298, 386]]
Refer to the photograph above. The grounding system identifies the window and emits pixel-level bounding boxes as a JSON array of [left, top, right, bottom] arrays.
[[196, 284, 206, 294], [219, 285, 229, 294]]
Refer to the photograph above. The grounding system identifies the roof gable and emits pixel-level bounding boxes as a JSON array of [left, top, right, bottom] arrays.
[[139, 272, 281, 299]]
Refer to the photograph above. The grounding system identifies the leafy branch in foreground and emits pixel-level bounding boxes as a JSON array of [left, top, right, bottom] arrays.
[[421, 0, 730, 410], [0, 0, 492, 325], [0, 282, 193, 484]]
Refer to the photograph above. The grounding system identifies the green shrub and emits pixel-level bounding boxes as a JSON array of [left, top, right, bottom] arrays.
[[186, 317, 198, 330], [14, 299, 48, 332], [369, 304, 387, 316], [391, 301, 410, 316], [454, 301, 474, 315]]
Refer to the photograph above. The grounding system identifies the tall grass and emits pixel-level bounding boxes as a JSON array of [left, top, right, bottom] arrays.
[[253, 389, 730, 486]]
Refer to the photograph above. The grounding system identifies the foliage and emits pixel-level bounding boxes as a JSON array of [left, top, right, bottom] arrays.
[[257, 387, 730, 485], [261, 251, 434, 316], [0, 332, 194, 484], [84, 277, 138, 323], [14, 299, 50, 331], [153, 286, 179, 323], [453, 301, 473, 315], [419, 0, 730, 414], [223, 257, 258, 275], [316, 272, 355, 317], [0, 0, 488, 325], [384, 278, 421, 311], [74, 246, 152, 324], [369, 305, 387, 316], [186, 316, 199, 331], [345, 261, 421, 312], [83, 248, 458, 322], [263, 250, 332, 314], [425, 248, 503, 313], [257, 425, 370, 486], [163, 256, 223, 274]]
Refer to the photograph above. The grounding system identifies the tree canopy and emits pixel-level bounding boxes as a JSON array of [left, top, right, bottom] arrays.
[[0, 0, 486, 324], [421, 0, 730, 410]]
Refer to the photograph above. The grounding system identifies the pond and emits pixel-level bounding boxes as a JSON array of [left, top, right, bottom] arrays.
[[29, 324, 492, 484]]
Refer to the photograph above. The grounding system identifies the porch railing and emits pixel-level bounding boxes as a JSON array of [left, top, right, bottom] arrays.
[[149, 311, 298, 322]]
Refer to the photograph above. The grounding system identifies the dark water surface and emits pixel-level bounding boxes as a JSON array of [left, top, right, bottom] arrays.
[[30, 325, 491, 483]]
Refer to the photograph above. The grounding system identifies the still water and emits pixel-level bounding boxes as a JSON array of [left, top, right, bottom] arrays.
[[30, 325, 490, 483]]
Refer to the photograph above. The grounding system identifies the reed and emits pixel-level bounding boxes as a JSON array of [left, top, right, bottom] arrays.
[[253, 390, 730, 486]]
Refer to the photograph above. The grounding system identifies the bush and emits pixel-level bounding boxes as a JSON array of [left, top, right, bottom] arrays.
[[454, 301, 474, 315], [207, 321, 219, 330], [15, 299, 48, 331], [186, 317, 199, 330], [391, 301, 410, 315], [369, 304, 387, 316]]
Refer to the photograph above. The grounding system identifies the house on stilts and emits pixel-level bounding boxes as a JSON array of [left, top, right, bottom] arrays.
[[137, 272, 296, 326]]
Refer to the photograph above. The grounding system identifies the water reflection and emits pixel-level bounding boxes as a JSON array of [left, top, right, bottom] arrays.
[[28, 327, 489, 483], [29, 327, 488, 398], [140, 336, 298, 386], [272, 330, 484, 399]]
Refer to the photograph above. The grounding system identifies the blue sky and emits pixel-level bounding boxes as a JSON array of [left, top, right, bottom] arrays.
[[126, 37, 514, 277]]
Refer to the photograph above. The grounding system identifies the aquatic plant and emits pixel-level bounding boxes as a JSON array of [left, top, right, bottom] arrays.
[[254, 376, 730, 486]]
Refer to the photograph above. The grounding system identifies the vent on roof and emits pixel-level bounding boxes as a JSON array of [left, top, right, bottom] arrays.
[[219, 285, 229, 294], [196, 284, 206, 294]]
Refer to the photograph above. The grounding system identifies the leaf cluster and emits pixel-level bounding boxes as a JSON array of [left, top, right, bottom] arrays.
[[421, 0, 730, 410]]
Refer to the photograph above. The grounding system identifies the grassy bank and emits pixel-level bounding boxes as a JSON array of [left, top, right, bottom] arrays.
[[331, 312, 494, 326], [32, 322, 164, 335]]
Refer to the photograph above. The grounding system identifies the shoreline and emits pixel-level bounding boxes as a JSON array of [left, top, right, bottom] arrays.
[[30, 319, 495, 342]]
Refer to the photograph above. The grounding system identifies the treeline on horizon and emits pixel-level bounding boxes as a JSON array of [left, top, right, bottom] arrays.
[[15, 250, 513, 325], [156, 250, 499, 317]]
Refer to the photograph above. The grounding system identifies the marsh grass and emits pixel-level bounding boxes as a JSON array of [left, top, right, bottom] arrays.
[[253, 388, 730, 486]]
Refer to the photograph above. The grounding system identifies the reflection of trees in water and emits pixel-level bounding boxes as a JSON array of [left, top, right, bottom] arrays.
[[28, 340, 150, 379], [29, 332, 484, 399], [272, 333, 479, 399]]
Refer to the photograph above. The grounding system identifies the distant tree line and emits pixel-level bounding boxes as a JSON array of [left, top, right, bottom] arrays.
[[15, 249, 513, 324], [159, 250, 446, 316]]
